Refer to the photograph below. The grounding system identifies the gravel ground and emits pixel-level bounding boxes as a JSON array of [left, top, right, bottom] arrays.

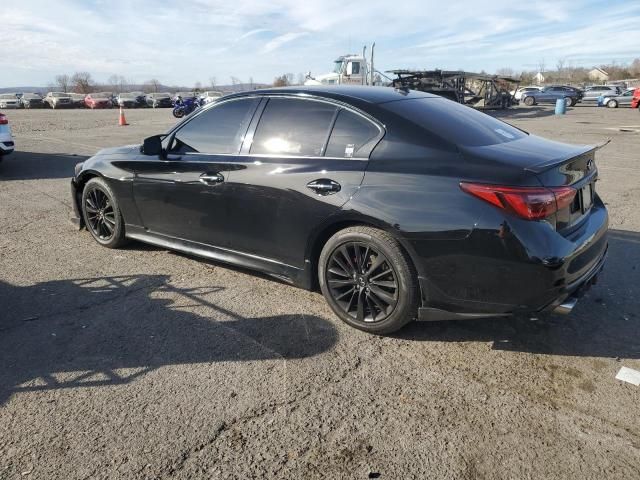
[[0, 105, 639, 480]]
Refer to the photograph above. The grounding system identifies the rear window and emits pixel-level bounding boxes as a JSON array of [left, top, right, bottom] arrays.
[[385, 98, 527, 147]]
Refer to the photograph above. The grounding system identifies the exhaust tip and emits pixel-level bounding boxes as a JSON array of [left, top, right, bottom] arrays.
[[553, 297, 578, 315]]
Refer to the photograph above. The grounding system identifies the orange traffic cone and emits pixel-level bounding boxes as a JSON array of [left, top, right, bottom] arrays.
[[118, 106, 128, 126]]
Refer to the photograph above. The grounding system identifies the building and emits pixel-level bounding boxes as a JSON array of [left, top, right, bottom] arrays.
[[588, 68, 609, 82], [533, 72, 545, 84]]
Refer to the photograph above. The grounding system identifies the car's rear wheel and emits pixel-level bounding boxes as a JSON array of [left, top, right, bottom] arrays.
[[81, 177, 128, 249], [564, 97, 573, 107], [524, 96, 535, 106], [607, 99, 618, 108], [319, 226, 419, 334]]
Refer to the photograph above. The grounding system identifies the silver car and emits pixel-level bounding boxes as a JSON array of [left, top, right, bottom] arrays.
[[602, 88, 637, 108], [0, 93, 20, 109], [582, 85, 622, 103]]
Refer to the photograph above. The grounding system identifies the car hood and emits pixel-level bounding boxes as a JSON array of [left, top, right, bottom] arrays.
[[96, 144, 140, 156]]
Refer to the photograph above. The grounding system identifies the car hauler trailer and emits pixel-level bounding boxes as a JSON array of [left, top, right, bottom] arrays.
[[388, 69, 521, 109]]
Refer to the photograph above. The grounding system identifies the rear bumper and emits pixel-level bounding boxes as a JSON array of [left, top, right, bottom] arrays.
[[415, 197, 609, 320]]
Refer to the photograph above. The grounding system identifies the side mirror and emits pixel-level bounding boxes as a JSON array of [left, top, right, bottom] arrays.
[[346, 62, 353, 76], [141, 134, 165, 157]]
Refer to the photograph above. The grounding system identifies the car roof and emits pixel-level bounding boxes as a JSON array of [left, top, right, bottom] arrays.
[[225, 86, 439, 105]]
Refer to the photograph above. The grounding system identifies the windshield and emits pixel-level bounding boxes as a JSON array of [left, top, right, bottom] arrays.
[[333, 60, 344, 74], [119, 93, 134, 98], [385, 98, 527, 147], [51, 92, 68, 97], [23, 94, 40, 99], [0, 94, 16, 99]]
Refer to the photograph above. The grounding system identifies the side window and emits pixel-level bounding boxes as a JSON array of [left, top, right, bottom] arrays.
[[170, 98, 258, 154], [250, 98, 336, 156], [351, 62, 360, 75], [325, 109, 380, 158]]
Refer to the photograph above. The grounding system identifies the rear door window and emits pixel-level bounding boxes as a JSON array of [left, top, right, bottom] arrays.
[[171, 97, 259, 154], [385, 98, 527, 147], [250, 98, 337, 156], [325, 109, 380, 158]]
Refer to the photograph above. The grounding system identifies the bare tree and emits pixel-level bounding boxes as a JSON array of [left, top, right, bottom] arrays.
[[537, 59, 546, 75], [273, 74, 290, 87], [107, 75, 129, 94], [54, 74, 71, 93], [194, 81, 202, 92], [496, 67, 515, 77], [297, 73, 305, 85], [143, 79, 161, 93], [209, 76, 217, 89], [71, 71, 95, 94]]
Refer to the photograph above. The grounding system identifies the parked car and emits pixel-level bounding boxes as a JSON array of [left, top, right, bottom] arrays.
[[70, 86, 608, 334], [85, 93, 113, 109], [200, 90, 224, 104], [0, 94, 21, 109], [601, 88, 639, 108], [69, 93, 87, 108], [146, 93, 172, 108], [116, 93, 138, 108], [130, 91, 148, 107], [19, 93, 45, 108], [521, 85, 581, 107], [0, 113, 15, 160], [511, 86, 542, 101], [583, 85, 622, 103], [44, 92, 73, 109]]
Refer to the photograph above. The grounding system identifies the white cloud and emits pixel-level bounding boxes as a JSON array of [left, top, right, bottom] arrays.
[[262, 32, 309, 53]]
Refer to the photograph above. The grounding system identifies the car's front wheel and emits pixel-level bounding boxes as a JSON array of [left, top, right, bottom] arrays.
[[607, 99, 618, 108], [524, 96, 535, 106], [319, 226, 419, 334], [81, 177, 128, 248]]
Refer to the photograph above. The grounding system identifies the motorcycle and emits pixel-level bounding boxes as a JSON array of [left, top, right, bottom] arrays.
[[172, 96, 204, 118]]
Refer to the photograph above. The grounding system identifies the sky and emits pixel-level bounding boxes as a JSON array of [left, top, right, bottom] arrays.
[[1, 0, 639, 87]]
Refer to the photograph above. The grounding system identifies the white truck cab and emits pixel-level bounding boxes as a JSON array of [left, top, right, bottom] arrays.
[[305, 46, 376, 86]]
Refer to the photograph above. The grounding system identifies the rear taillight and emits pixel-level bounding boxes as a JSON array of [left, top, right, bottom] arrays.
[[0, 114, 7, 125], [460, 182, 576, 220]]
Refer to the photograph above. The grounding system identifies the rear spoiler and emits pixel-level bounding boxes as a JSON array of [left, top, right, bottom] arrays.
[[524, 139, 611, 174]]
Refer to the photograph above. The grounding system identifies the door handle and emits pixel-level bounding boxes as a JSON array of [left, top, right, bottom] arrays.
[[307, 179, 341, 196], [199, 172, 224, 185]]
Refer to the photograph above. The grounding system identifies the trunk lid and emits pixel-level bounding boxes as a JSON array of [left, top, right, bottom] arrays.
[[459, 135, 601, 232]]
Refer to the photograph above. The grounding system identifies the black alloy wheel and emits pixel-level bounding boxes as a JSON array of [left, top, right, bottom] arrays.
[[326, 242, 399, 323], [319, 226, 419, 334], [81, 177, 128, 248], [85, 187, 115, 241]]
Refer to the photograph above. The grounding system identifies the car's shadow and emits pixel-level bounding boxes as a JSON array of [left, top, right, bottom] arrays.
[[0, 151, 86, 180], [397, 229, 640, 359], [0, 274, 338, 405]]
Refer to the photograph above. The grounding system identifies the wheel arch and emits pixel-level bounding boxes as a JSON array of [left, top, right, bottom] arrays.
[[72, 170, 104, 229], [304, 215, 425, 291]]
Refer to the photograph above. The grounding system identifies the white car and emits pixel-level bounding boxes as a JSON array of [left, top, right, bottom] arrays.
[[0, 113, 15, 159], [0, 93, 20, 109], [511, 86, 543, 101]]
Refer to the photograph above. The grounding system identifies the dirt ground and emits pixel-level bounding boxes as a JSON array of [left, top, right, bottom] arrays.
[[0, 105, 639, 480]]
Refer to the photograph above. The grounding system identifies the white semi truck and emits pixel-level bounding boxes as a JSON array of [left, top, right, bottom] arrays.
[[305, 44, 377, 86]]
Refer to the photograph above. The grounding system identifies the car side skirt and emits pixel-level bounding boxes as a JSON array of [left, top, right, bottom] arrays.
[[125, 225, 306, 287]]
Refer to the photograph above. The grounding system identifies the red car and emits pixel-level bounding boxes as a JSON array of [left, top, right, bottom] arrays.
[[632, 87, 640, 109], [84, 93, 113, 109]]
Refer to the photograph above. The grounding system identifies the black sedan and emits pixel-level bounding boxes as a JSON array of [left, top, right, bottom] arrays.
[[70, 86, 608, 334]]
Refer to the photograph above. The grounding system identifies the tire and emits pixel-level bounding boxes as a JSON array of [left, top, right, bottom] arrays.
[[607, 99, 618, 108], [564, 97, 572, 108], [524, 96, 535, 106], [318, 226, 419, 334], [81, 177, 129, 249]]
